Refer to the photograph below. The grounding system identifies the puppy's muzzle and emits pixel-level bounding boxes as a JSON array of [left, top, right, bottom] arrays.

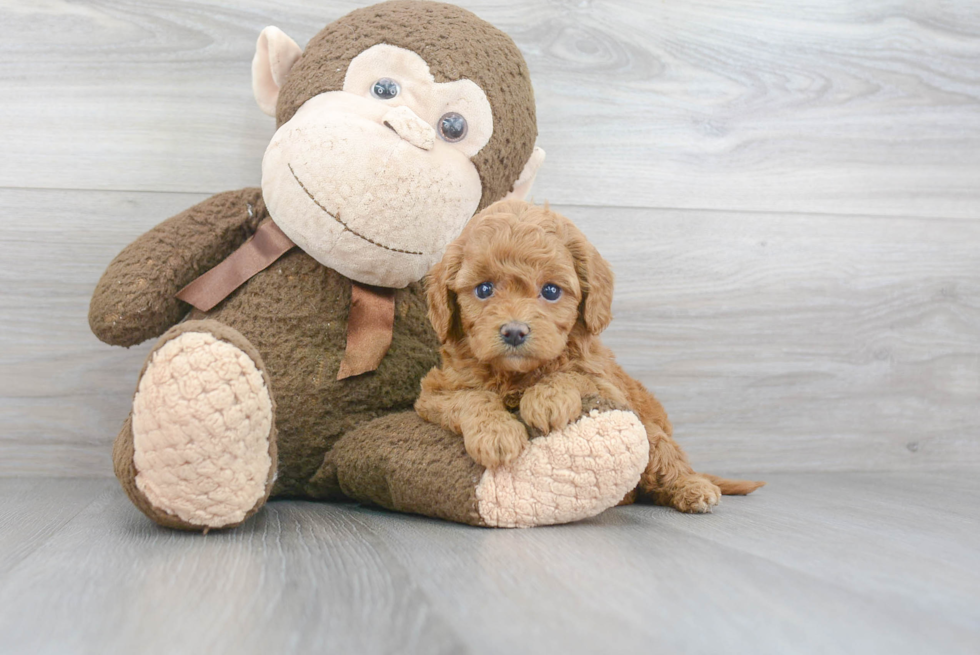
[[500, 322, 530, 347]]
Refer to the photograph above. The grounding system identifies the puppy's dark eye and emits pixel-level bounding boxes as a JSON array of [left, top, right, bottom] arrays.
[[371, 78, 400, 100], [541, 283, 562, 302], [475, 282, 494, 300], [438, 112, 468, 142]]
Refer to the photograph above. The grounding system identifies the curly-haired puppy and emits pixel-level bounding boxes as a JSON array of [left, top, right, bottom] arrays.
[[415, 200, 764, 513]]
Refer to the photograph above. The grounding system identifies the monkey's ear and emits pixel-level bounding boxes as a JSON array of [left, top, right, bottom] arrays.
[[424, 242, 465, 344], [503, 147, 546, 202], [252, 27, 303, 117]]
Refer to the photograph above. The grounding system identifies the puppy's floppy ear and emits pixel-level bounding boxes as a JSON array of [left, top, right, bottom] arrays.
[[566, 225, 614, 335], [425, 241, 465, 344]]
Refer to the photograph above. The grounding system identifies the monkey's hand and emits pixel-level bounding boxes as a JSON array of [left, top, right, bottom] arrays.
[[89, 189, 263, 347]]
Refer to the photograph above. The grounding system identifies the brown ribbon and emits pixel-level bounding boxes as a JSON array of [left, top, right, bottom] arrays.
[[175, 217, 396, 379], [176, 219, 296, 312], [336, 282, 396, 380]]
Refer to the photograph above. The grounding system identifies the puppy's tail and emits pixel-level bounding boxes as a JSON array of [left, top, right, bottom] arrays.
[[703, 473, 766, 496]]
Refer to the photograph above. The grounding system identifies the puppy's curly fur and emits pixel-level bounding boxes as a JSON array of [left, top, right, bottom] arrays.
[[416, 200, 764, 513]]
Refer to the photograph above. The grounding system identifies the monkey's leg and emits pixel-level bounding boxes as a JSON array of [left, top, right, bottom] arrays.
[[114, 320, 277, 531], [320, 397, 649, 528]]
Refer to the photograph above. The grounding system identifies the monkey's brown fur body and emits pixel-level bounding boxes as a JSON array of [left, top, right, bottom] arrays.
[[417, 201, 764, 512]]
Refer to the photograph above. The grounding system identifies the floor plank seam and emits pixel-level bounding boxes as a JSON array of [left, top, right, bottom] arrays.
[[1, 186, 977, 224]]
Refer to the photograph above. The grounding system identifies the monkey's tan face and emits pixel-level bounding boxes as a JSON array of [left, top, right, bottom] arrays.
[[261, 44, 495, 288]]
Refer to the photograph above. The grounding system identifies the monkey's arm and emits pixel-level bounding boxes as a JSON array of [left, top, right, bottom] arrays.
[[89, 188, 264, 347]]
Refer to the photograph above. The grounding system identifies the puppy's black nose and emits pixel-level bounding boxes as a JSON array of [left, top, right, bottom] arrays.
[[500, 322, 530, 347]]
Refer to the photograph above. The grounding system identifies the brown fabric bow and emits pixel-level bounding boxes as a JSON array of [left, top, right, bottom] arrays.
[[336, 283, 396, 380], [176, 219, 396, 379], [176, 219, 296, 312]]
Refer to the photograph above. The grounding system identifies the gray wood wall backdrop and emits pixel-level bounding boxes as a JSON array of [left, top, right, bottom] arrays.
[[1, 0, 978, 477]]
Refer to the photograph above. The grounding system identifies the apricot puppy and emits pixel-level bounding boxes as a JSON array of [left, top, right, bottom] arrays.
[[416, 200, 763, 513]]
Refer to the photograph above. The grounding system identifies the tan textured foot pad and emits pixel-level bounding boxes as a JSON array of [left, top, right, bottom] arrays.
[[475, 409, 649, 528], [131, 331, 274, 529]]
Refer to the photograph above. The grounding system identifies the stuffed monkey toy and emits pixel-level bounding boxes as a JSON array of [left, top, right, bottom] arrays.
[[90, 1, 650, 531]]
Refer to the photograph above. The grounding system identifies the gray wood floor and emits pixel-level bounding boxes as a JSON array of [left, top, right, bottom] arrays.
[[0, 473, 978, 655]]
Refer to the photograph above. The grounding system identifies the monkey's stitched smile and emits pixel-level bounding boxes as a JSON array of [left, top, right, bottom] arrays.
[[288, 163, 424, 256]]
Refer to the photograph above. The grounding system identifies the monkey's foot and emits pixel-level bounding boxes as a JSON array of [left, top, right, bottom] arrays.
[[115, 321, 277, 531], [475, 408, 649, 528]]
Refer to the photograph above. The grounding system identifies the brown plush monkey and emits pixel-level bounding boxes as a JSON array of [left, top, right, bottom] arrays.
[[91, 1, 650, 531]]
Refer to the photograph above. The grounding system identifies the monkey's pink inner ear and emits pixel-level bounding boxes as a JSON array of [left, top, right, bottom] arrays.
[[504, 147, 546, 202], [252, 26, 303, 117]]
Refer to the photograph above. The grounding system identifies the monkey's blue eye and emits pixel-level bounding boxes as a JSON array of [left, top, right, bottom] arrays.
[[541, 284, 562, 302], [475, 282, 494, 300], [371, 78, 400, 100], [438, 112, 468, 142]]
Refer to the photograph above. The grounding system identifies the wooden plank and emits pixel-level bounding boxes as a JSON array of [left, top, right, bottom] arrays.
[[649, 472, 980, 632], [0, 484, 468, 655], [0, 478, 114, 577], [358, 472, 980, 654], [0, 474, 975, 654], [0, 1, 978, 218], [562, 204, 980, 473], [0, 189, 210, 476], [1, 189, 978, 475]]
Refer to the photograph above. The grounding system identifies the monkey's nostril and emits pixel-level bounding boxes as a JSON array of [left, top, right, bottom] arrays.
[[500, 322, 530, 347]]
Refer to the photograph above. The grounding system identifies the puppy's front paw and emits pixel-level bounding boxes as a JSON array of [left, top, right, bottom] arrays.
[[667, 475, 722, 514], [464, 416, 529, 468], [519, 385, 583, 435]]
